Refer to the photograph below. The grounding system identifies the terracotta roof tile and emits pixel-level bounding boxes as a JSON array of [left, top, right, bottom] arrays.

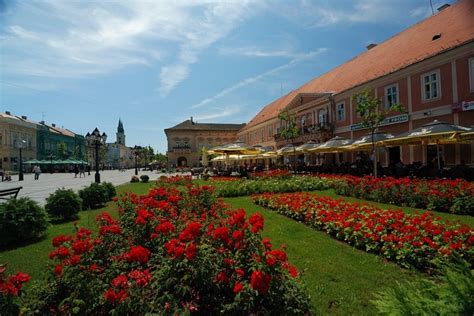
[[165, 120, 245, 132], [241, 0, 474, 132]]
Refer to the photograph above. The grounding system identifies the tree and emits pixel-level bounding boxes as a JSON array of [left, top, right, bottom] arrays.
[[57, 142, 67, 160], [278, 109, 300, 173], [352, 88, 404, 177]]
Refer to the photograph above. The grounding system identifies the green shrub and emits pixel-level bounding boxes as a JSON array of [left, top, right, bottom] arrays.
[[101, 182, 116, 200], [45, 188, 82, 222], [131, 175, 139, 183], [79, 183, 108, 209], [372, 258, 474, 315], [140, 175, 149, 183], [0, 198, 49, 248]]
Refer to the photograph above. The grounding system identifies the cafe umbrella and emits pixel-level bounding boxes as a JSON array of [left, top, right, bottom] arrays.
[[382, 120, 472, 169]]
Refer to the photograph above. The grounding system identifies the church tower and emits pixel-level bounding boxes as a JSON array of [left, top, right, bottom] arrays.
[[116, 119, 126, 146]]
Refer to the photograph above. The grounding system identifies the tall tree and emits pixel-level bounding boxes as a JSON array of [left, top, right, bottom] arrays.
[[278, 109, 300, 173], [352, 88, 404, 177], [57, 142, 67, 160]]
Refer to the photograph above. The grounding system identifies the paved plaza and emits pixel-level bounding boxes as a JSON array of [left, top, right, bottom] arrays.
[[1, 169, 167, 205]]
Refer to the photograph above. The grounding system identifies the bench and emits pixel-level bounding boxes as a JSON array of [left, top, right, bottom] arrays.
[[0, 187, 23, 200]]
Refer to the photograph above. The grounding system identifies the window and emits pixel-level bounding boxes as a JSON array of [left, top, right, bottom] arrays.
[[261, 128, 264, 142], [470, 58, 474, 92], [337, 102, 345, 121], [319, 109, 327, 126], [385, 84, 398, 109], [267, 125, 273, 138], [422, 70, 440, 101]]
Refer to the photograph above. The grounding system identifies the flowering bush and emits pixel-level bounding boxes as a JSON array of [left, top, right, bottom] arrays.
[[25, 186, 310, 315], [323, 175, 474, 215], [253, 192, 473, 271], [0, 265, 31, 315], [212, 176, 330, 197]]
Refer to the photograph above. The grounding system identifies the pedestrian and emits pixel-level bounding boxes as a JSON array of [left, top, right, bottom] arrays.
[[33, 165, 41, 180], [73, 165, 79, 178], [79, 164, 85, 178], [87, 165, 91, 175]]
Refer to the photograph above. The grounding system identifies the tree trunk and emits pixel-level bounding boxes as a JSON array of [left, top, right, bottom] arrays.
[[372, 129, 378, 177]]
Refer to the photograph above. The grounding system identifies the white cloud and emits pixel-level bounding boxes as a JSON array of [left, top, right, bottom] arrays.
[[274, 0, 432, 28], [191, 48, 327, 109], [218, 46, 300, 58], [193, 106, 241, 121], [1, 1, 257, 94]]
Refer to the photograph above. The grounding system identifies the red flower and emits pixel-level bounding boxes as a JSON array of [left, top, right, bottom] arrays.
[[185, 243, 198, 261], [249, 213, 264, 233], [104, 288, 128, 303], [233, 282, 243, 293], [179, 222, 202, 242], [112, 275, 129, 288], [288, 265, 298, 278], [155, 221, 175, 235], [125, 246, 151, 264], [128, 269, 152, 287], [54, 264, 63, 276], [250, 270, 271, 295]]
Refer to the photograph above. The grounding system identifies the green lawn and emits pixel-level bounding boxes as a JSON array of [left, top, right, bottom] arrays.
[[1, 180, 470, 315]]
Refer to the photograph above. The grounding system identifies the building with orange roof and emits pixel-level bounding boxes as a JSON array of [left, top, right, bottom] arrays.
[[238, 0, 474, 167]]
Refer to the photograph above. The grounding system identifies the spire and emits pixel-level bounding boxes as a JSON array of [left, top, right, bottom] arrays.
[[117, 119, 124, 133]]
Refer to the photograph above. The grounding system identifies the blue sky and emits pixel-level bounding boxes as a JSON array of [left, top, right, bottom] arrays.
[[0, 0, 454, 153]]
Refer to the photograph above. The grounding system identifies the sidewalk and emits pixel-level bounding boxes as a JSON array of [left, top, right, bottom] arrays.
[[0, 169, 164, 205]]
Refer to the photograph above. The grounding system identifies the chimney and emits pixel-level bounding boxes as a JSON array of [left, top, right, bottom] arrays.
[[5, 111, 11, 115], [190, 116, 194, 124], [52, 123, 56, 127], [437, 4, 450, 12], [366, 43, 377, 50], [21, 115, 27, 120]]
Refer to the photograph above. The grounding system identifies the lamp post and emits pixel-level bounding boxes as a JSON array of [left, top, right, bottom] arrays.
[[18, 139, 26, 181], [133, 145, 142, 175], [85, 128, 107, 183]]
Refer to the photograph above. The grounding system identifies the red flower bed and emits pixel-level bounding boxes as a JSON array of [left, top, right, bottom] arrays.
[[27, 186, 309, 315], [320, 174, 474, 215], [250, 169, 291, 179], [253, 192, 473, 271], [0, 265, 30, 314]]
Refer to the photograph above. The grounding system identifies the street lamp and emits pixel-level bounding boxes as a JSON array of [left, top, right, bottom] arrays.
[[17, 139, 26, 181], [133, 145, 142, 175], [85, 128, 107, 183]]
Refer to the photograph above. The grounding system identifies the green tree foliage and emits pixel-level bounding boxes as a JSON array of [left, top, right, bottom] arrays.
[[278, 110, 300, 172], [57, 142, 68, 160], [352, 88, 404, 177]]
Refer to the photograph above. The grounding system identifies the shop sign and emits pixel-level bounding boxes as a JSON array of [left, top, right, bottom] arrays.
[[351, 113, 409, 131], [452, 101, 474, 112]]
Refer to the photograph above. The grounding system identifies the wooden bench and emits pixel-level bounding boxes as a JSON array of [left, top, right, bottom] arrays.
[[0, 187, 23, 200]]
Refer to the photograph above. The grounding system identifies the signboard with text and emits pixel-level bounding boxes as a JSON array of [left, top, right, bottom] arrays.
[[452, 101, 474, 112], [350, 113, 409, 131]]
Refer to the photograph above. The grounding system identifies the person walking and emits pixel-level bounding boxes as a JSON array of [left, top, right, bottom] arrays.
[[73, 165, 79, 178], [33, 165, 41, 180], [79, 164, 85, 178]]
